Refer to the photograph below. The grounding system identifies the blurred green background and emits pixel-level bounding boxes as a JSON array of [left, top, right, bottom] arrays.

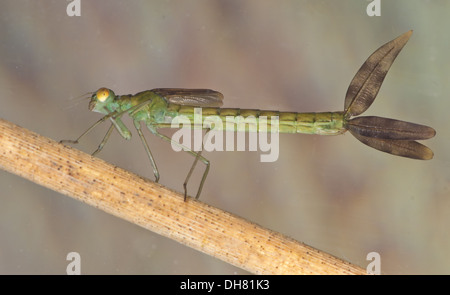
[[0, 0, 448, 274]]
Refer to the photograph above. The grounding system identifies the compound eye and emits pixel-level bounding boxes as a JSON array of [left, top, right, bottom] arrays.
[[96, 88, 110, 102]]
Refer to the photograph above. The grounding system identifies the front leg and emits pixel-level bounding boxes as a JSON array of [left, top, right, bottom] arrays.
[[60, 111, 119, 145]]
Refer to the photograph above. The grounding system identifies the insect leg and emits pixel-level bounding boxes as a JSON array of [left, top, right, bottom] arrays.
[[133, 120, 160, 183], [150, 127, 210, 201], [60, 112, 116, 145], [91, 123, 115, 156], [183, 129, 211, 201]]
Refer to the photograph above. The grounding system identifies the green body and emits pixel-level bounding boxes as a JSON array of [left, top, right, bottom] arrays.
[[114, 90, 347, 136]]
